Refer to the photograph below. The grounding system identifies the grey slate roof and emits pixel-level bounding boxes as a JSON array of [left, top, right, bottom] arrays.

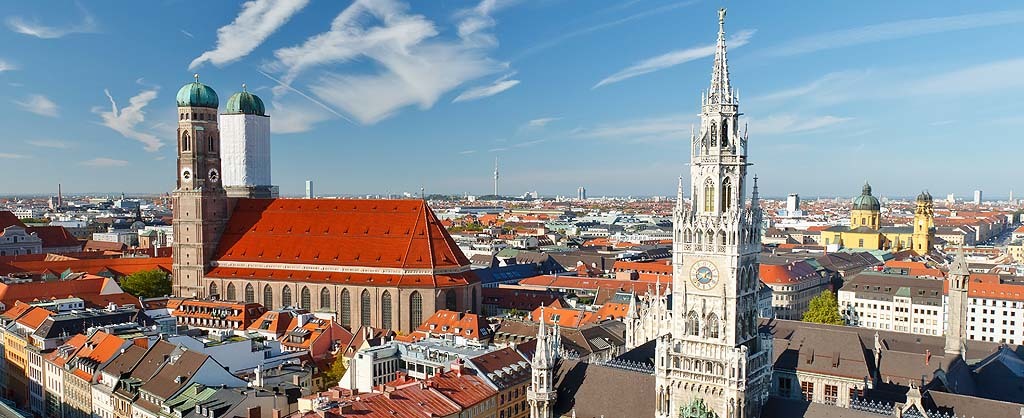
[[552, 359, 656, 418]]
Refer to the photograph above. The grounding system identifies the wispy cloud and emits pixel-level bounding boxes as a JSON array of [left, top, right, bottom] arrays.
[[572, 114, 693, 142], [267, 100, 334, 134], [80, 158, 128, 167], [594, 29, 755, 88], [488, 147, 508, 152], [265, 0, 508, 125], [512, 139, 545, 148], [13, 94, 58, 117], [764, 10, 1024, 57], [907, 57, 1024, 96], [26, 140, 71, 149], [459, 150, 477, 155], [0, 59, 14, 72], [527, 117, 561, 128], [180, 29, 194, 39], [189, 0, 310, 70], [453, 73, 519, 103], [6, 4, 98, 39], [0, 153, 30, 159], [94, 89, 163, 152], [748, 70, 872, 103], [747, 114, 851, 135]]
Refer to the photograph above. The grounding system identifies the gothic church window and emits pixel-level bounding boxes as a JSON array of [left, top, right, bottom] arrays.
[[245, 284, 254, 303], [710, 122, 717, 147], [410, 291, 423, 327], [704, 178, 715, 212], [706, 313, 720, 338], [360, 290, 371, 326], [381, 291, 393, 329], [263, 285, 273, 309], [320, 288, 331, 310], [721, 121, 729, 146], [282, 286, 292, 307], [182, 132, 190, 152], [300, 286, 311, 310], [686, 311, 700, 336], [209, 283, 218, 298], [226, 283, 236, 301], [721, 177, 733, 211], [445, 290, 457, 311], [340, 289, 351, 328]]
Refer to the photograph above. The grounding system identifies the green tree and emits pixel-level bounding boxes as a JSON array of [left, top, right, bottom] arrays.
[[119, 269, 171, 298], [323, 354, 348, 386], [802, 290, 844, 325]]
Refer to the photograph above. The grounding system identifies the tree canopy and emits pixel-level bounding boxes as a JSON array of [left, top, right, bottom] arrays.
[[119, 269, 171, 298], [323, 354, 348, 387], [802, 290, 844, 325]]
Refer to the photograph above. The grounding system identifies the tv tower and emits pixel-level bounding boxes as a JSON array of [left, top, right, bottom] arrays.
[[493, 157, 499, 196]]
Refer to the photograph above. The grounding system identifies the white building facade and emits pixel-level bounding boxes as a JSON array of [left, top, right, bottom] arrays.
[[838, 272, 945, 336]]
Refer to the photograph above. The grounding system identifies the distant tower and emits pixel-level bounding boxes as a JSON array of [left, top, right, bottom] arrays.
[[786, 193, 799, 215], [1010, 189, 1014, 204], [851, 182, 881, 230], [973, 189, 982, 205], [577, 186, 586, 201], [528, 306, 558, 418], [172, 74, 228, 298], [305, 180, 313, 199], [912, 191, 934, 255], [221, 84, 277, 198], [945, 246, 969, 360], [493, 157, 499, 196], [57, 183, 62, 208]]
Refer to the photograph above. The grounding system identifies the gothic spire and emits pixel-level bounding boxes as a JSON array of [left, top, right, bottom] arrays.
[[751, 175, 760, 205], [950, 244, 969, 277], [708, 8, 734, 105]]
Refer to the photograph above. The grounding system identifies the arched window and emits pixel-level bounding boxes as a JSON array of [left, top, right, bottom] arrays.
[[706, 313, 720, 338], [226, 283, 236, 301], [209, 282, 218, 298], [696, 230, 703, 244], [360, 290, 371, 326], [181, 132, 190, 152], [718, 230, 727, 246], [704, 178, 715, 212], [410, 291, 423, 328], [320, 288, 331, 310], [340, 289, 351, 328], [381, 291, 392, 330], [721, 121, 729, 146], [721, 177, 733, 212], [263, 285, 273, 309], [710, 122, 718, 147], [245, 284, 254, 303], [686, 311, 700, 336], [208, 136, 216, 152], [282, 286, 292, 307], [445, 290, 457, 311], [300, 286, 311, 310]]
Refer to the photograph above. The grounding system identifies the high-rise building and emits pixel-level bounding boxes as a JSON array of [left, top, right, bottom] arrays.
[[577, 186, 586, 201], [493, 157, 499, 197], [305, 180, 313, 199], [973, 189, 982, 205], [655, 9, 772, 418], [172, 74, 229, 298], [221, 84, 278, 198], [786, 193, 799, 216]]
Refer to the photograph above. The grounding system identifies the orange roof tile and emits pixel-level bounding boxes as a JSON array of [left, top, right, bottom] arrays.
[[759, 261, 819, 285], [414, 310, 490, 341], [17, 306, 53, 329], [206, 267, 476, 289]]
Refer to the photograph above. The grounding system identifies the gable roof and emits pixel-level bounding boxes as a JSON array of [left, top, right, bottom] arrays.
[[26, 226, 81, 249]]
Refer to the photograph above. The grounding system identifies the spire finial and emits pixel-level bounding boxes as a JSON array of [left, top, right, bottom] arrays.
[[718, 8, 727, 27], [194, 73, 200, 83], [709, 8, 732, 104], [242, 83, 247, 92]]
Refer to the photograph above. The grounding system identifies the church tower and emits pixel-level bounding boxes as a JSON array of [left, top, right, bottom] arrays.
[[172, 75, 229, 298], [912, 191, 934, 255], [528, 306, 558, 418], [945, 246, 969, 359], [221, 85, 277, 199], [656, 9, 772, 418]]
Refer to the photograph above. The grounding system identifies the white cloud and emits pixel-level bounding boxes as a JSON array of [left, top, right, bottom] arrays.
[[265, 0, 507, 125], [765, 10, 1024, 57], [594, 29, 754, 88], [189, 0, 310, 70], [459, 150, 477, 155], [908, 57, 1024, 95], [747, 114, 851, 136], [267, 100, 333, 134], [80, 158, 128, 167], [527, 117, 561, 128], [25, 140, 71, 149], [572, 114, 694, 142], [6, 6, 97, 39], [0, 59, 14, 72], [95, 89, 163, 152], [512, 139, 545, 148], [453, 73, 519, 103], [13, 94, 58, 117], [180, 29, 194, 39], [0, 153, 29, 159], [748, 70, 872, 103]]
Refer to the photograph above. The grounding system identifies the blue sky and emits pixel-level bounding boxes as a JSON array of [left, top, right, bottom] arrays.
[[1, 0, 1023, 199]]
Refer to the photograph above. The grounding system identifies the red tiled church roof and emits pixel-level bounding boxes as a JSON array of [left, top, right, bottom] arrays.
[[26, 226, 81, 249]]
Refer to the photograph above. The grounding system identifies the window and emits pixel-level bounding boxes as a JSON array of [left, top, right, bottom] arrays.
[[850, 387, 863, 400], [381, 291, 392, 329], [282, 286, 293, 307], [360, 290, 371, 326], [801, 381, 814, 401], [858, 238, 864, 247], [208, 136, 216, 152], [263, 285, 274, 309], [721, 177, 732, 212], [824, 384, 838, 405], [226, 283, 236, 301], [300, 286, 311, 310], [721, 120, 729, 146], [778, 377, 792, 396], [704, 178, 715, 212], [209, 282, 218, 298], [445, 290, 457, 311], [245, 284, 255, 303], [181, 132, 190, 152], [686, 311, 700, 336], [340, 289, 351, 328], [705, 313, 720, 338], [710, 122, 717, 147], [410, 291, 423, 328], [320, 288, 331, 310]]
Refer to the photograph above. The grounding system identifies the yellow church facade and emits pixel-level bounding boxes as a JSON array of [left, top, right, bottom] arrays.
[[820, 183, 934, 255]]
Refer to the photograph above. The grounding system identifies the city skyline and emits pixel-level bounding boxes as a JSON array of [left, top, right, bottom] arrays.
[[1, 1, 1023, 197]]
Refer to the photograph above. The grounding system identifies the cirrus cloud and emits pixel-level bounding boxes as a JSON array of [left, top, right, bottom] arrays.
[[189, 0, 310, 70], [94, 89, 163, 152]]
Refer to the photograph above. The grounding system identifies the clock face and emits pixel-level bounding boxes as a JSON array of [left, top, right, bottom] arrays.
[[181, 168, 192, 182], [690, 260, 718, 290], [208, 168, 220, 183]]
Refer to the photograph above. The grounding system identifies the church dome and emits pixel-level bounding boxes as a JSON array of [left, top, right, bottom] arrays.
[[852, 182, 880, 211], [225, 85, 266, 116], [176, 75, 219, 109], [917, 190, 932, 202]]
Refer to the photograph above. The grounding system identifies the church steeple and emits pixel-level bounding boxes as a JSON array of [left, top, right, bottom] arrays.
[[945, 246, 970, 360], [708, 8, 735, 106]]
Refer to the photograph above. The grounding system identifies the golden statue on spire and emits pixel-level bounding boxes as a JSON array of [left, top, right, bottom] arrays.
[[718, 8, 726, 24]]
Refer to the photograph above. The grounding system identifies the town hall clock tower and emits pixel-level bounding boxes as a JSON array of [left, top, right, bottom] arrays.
[[655, 9, 772, 418], [172, 75, 229, 298]]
